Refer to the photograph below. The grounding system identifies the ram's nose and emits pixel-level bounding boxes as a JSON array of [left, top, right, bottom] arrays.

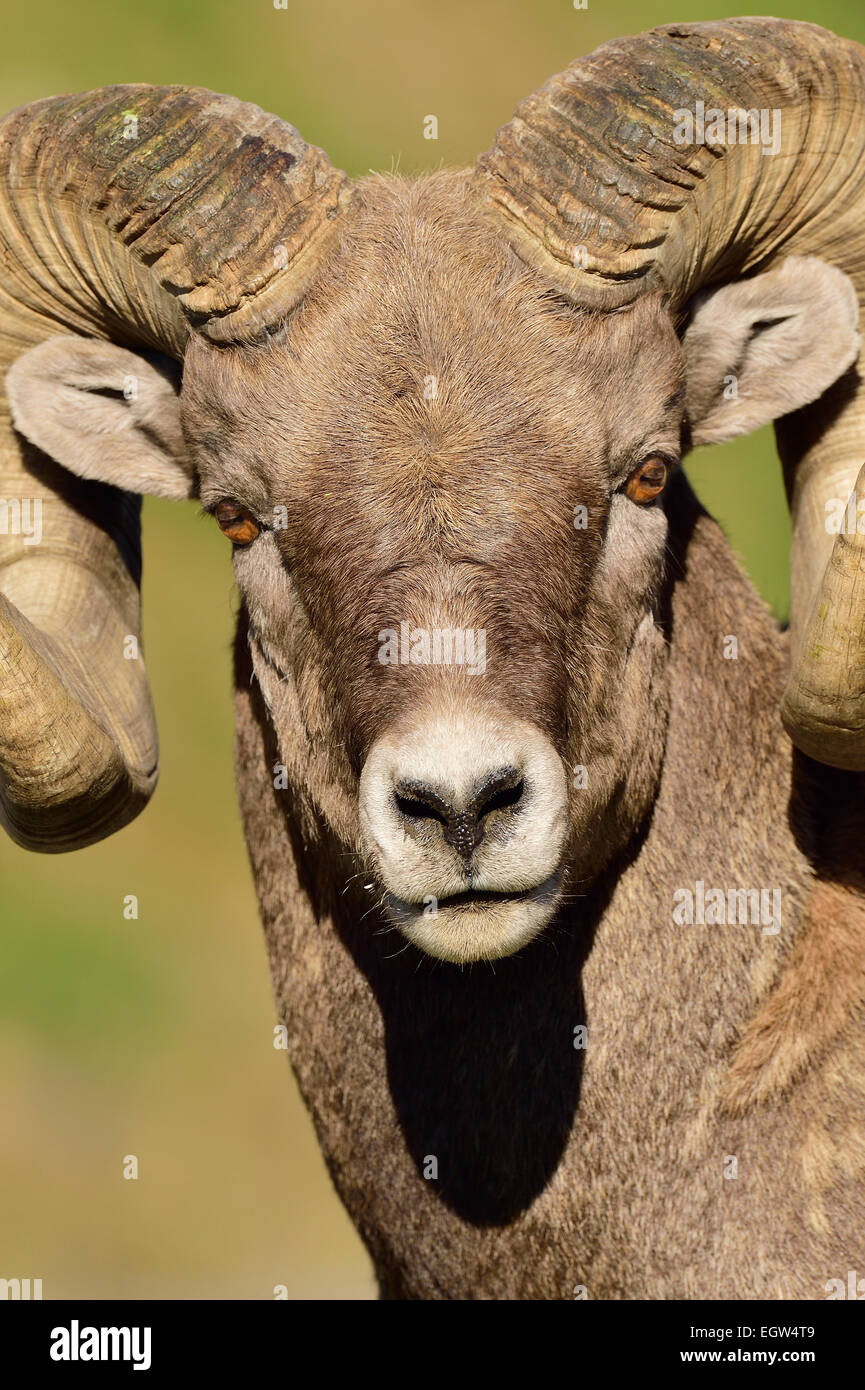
[[392, 767, 525, 864], [359, 708, 568, 907]]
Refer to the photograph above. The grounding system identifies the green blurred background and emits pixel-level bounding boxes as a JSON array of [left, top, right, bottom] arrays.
[[1, 0, 862, 1300]]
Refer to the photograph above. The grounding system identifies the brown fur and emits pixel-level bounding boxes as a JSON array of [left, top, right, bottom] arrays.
[[723, 880, 865, 1116]]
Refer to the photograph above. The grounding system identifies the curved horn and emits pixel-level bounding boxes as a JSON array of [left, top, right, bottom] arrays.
[[0, 85, 349, 849], [473, 19, 865, 769]]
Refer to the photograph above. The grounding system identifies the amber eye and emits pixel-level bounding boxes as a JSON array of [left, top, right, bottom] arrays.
[[625, 457, 669, 505], [214, 498, 260, 546]]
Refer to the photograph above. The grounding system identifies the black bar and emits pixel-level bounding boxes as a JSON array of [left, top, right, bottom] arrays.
[[2, 1299, 861, 1375]]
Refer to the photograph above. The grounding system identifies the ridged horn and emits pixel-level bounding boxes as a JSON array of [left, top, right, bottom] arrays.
[[0, 84, 350, 850], [473, 18, 865, 769]]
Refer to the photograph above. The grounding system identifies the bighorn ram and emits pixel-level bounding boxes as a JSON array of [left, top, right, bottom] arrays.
[[2, 17, 864, 1299]]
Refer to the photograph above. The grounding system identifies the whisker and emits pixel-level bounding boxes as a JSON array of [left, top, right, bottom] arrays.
[[383, 940, 412, 959]]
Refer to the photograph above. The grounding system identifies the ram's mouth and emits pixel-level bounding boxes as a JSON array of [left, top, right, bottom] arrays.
[[434, 886, 536, 911], [383, 873, 562, 963]]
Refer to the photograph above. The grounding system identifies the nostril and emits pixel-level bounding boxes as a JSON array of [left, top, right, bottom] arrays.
[[477, 776, 524, 821], [393, 785, 450, 827]]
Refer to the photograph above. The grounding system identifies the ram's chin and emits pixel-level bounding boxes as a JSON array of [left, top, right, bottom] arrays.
[[384, 876, 562, 963]]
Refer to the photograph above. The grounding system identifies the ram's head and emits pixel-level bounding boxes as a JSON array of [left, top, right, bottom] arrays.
[[2, 20, 864, 963]]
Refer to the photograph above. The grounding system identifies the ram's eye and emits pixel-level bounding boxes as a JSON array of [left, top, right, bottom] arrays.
[[214, 499, 260, 546], [625, 457, 669, 505]]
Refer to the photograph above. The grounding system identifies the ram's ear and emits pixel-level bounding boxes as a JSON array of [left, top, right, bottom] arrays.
[[6, 336, 195, 500], [681, 256, 861, 447]]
